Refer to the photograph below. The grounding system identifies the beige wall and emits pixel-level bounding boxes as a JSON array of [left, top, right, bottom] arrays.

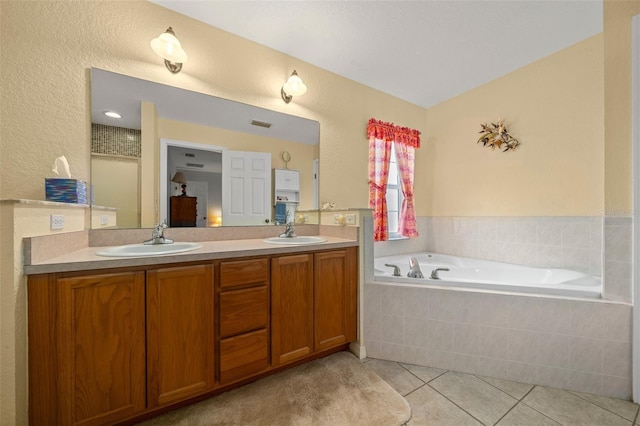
[[0, 2, 425, 423], [2, 0, 638, 423], [0, 202, 87, 426], [604, 0, 640, 216], [0, 1, 426, 208], [424, 34, 605, 216], [158, 118, 319, 210], [91, 156, 140, 227]]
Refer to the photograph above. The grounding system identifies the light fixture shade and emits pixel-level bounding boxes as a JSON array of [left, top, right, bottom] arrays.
[[151, 27, 187, 64], [171, 171, 187, 184], [282, 70, 307, 96]]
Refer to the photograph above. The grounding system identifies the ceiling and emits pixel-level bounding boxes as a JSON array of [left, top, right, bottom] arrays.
[[151, 0, 603, 108]]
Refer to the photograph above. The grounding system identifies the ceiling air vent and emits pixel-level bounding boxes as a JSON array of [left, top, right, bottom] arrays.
[[251, 120, 272, 128], [186, 163, 204, 168]]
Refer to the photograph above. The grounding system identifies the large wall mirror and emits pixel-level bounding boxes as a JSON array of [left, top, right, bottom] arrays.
[[90, 68, 319, 229]]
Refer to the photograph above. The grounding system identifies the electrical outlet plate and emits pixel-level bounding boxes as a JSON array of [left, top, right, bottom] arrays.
[[345, 214, 356, 225], [50, 214, 64, 230], [101, 215, 109, 226]]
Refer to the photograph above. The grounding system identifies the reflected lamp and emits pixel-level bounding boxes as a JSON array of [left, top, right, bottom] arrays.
[[171, 171, 188, 196]]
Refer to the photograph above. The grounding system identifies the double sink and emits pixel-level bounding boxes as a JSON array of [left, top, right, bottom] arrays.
[[96, 236, 327, 257]]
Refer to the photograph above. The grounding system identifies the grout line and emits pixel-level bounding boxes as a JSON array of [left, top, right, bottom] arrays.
[[425, 381, 489, 425], [633, 404, 639, 424], [570, 390, 639, 423], [397, 361, 447, 384], [473, 373, 532, 401], [402, 382, 427, 399], [515, 387, 563, 426]]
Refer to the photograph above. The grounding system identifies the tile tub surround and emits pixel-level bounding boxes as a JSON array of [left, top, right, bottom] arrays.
[[604, 217, 633, 303], [364, 282, 632, 399], [377, 216, 634, 302], [424, 216, 603, 277]]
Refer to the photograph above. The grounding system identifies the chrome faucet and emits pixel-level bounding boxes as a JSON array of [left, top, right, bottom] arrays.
[[407, 257, 424, 278], [279, 222, 296, 238], [385, 264, 401, 277], [430, 268, 450, 280], [144, 221, 174, 245]]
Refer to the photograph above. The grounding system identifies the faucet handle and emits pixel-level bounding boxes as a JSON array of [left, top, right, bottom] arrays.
[[384, 264, 401, 277]]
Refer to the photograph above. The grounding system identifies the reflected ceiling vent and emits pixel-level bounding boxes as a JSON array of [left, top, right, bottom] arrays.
[[185, 153, 196, 157], [186, 163, 204, 168], [251, 120, 272, 128]]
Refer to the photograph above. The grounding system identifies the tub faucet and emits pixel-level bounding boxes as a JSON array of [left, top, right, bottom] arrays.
[[144, 221, 174, 245], [279, 222, 296, 238], [430, 268, 450, 280], [384, 264, 401, 277], [407, 258, 424, 278]]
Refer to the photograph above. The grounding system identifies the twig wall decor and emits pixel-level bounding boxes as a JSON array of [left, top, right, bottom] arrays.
[[477, 120, 520, 152]]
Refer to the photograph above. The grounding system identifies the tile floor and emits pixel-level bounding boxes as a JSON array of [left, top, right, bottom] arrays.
[[364, 358, 640, 426]]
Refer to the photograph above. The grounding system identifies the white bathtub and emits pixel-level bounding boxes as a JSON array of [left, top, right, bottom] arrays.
[[374, 252, 602, 298]]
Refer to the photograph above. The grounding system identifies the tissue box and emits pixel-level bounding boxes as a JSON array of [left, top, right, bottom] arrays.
[[45, 178, 87, 204]]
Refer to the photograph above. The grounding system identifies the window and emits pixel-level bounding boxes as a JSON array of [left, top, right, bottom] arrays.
[[385, 144, 404, 239], [367, 118, 420, 242]]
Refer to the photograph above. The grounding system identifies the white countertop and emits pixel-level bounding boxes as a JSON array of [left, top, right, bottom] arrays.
[[24, 236, 358, 275]]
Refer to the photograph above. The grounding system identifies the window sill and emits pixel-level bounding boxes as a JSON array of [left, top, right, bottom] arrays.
[[386, 235, 409, 241]]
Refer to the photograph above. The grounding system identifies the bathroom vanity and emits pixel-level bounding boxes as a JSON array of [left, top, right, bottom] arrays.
[[26, 240, 357, 425]]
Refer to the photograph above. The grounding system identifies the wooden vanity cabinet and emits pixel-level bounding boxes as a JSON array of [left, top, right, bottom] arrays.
[[271, 247, 358, 366], [271, 254, 314, 366], [314, 248, 358, 350], [28, 271, 146, 426], [218, 258, 270, 384], [28, 245, 357, 425], [146, 264, 215, 408]]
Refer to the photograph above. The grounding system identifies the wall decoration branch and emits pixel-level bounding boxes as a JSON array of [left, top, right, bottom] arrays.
[[477, 120, 520, 152]]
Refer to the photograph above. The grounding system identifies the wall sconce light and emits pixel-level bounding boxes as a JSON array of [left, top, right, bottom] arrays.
[[150, 27, 188, 74], [281, 70, 307, 103], [171, 171, 188, 196]]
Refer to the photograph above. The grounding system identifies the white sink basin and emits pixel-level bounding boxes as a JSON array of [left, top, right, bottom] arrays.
[[96, 242, 202, 257], [263, 236, 327, 245]]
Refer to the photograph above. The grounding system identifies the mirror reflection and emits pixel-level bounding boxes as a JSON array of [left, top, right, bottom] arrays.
[[90, 68, 320, 228]]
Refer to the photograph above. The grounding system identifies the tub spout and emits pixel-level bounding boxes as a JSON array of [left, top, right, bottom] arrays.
[[430, 268, 450, 280], [408, 258, 424, 278]]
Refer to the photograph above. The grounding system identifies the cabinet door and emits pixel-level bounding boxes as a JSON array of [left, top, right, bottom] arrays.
[[314, 248, 357, 350], [274, 169, 300, 191], [147, 264, 215, 408], [287, 170, 300, 191], [42, 272, 146, 426], [271, 254, 313, 366]]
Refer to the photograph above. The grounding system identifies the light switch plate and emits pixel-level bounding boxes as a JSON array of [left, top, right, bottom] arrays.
[[101, 215, 109, 226]]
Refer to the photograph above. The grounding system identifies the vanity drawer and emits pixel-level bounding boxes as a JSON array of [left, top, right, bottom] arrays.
[[219, 258, 269, 289], [219, 285, 268, 338], [219, 329, 269, 384]]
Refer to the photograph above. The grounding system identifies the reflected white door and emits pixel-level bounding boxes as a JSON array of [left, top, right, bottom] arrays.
[[222, 150, 271, 226], [188, 181, 208, 227]]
